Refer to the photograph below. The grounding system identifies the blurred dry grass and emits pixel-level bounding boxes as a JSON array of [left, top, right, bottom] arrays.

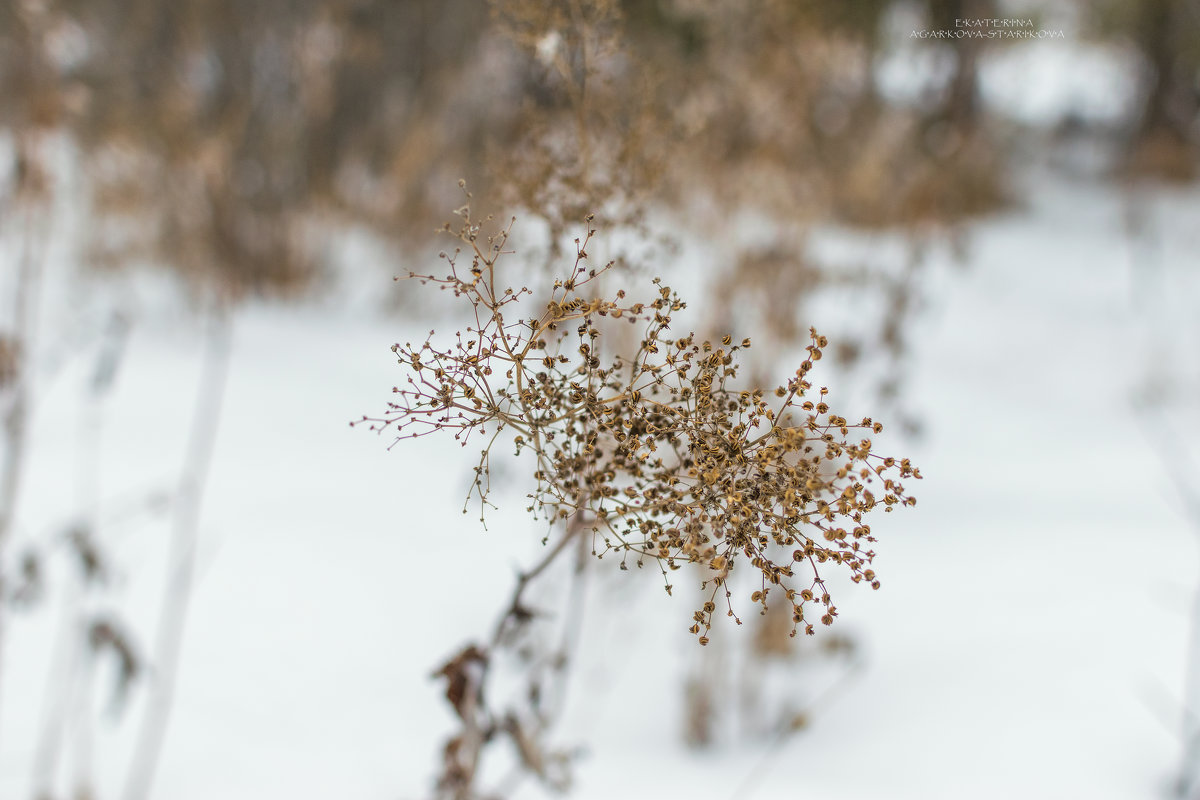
[[0, 0, 1041, 300]]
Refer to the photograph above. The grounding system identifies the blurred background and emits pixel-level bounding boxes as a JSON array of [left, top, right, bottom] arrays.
[[1, 0, 1199, 798]]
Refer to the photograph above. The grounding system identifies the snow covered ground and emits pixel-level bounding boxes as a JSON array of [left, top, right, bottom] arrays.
[[2, 159, 1199, 800]]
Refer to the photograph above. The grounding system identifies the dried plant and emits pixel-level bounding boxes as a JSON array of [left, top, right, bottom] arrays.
[[361, 192, 919, 638], [356, 191, 920, 796], [1, 0, 1012, 307]]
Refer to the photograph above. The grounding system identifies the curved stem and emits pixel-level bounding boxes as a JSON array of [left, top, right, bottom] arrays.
[[123, 297, 232, 800]]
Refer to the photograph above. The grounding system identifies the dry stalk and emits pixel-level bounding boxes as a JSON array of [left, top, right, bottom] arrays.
[[357, 190, 920, 796], [123, 297, 231, 800]]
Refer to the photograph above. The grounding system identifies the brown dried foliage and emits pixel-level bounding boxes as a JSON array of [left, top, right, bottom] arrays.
[[356, 192, 920, 645], [356, 193, 921, 796], [1, 0, 1016, 306]]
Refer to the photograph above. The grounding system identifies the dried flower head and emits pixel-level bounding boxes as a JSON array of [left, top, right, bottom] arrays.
[[357, 194, 920, 643]]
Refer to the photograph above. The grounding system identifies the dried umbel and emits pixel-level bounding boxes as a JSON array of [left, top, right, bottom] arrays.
[[357, 193, 919, 642]]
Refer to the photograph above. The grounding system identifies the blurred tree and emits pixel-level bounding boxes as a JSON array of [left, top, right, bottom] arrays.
[[1091, 0, 1199, 179]]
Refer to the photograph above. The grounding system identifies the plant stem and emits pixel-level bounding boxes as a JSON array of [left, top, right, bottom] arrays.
[[123, 297, 231, 800]]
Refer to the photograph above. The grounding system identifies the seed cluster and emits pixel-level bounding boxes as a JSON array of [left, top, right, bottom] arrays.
[[356, 199, 919, 642]]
